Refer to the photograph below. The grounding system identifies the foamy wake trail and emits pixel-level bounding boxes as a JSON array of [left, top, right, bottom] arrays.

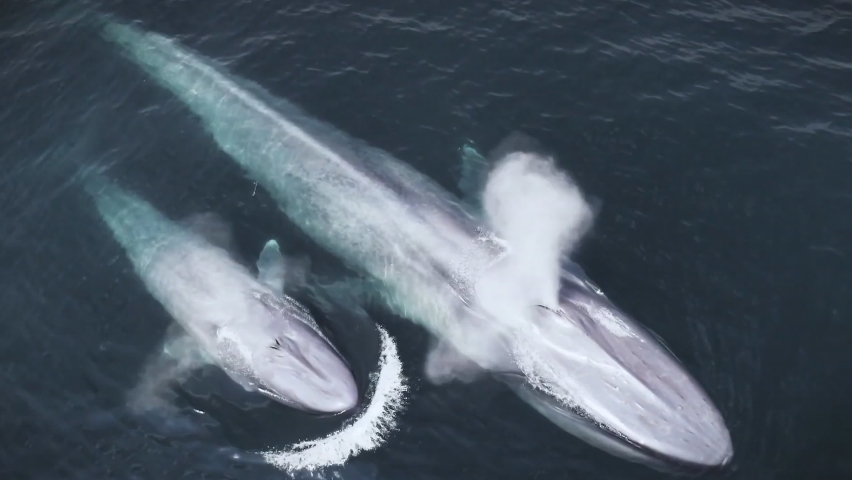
[[262, 325, 407, 473], [479, 151, 594, 310]]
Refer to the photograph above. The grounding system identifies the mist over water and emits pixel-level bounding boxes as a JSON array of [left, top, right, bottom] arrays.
[[422, 146, 598, 389], [469, 147, 601, 411], [479, 150, 595, 312]]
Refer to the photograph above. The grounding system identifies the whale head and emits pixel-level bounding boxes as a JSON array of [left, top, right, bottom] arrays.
[[222, 293, 360, 415], [255, 323, 359, 415], [501, 260, 733, 472]]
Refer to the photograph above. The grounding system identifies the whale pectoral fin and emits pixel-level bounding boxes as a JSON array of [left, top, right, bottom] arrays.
[[181, 212, 235, 252], [127, 324, 212, 414], [257, 239, 287, 292], [457, 142, 490, 208], [256, 239, 312, 294], [424, 338, 488, 385], [161, 323, 214, 366]]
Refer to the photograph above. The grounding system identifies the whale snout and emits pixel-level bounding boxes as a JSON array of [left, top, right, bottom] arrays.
[[506, 371, 733, 473], [256, 321, 360, 415], [299, 344, 360, 414], [506, 260, 734, 471]]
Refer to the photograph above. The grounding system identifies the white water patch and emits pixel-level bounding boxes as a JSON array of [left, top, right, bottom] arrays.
[[216, 326, 256, 366], [510, 329, 579, 409], [262, 325, 407, 473]]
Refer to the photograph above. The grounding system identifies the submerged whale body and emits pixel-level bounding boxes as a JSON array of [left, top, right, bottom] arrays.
[[93, 15, 733, 470], [82, 172, 358, 414]]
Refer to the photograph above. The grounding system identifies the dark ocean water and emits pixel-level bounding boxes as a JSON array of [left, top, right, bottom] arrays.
[[1, 1, 851, 479]]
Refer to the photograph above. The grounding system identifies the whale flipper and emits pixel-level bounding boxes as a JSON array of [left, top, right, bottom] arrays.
[[257, 240, 287, 292], [256, 239, 311, 293], [127, 324, 213, 414], [458, 142, 490, 208], [181, 212, 234, 252]]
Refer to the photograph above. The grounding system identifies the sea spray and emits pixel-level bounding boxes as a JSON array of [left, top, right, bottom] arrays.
[[262, 325, 407, 473], [473, 148, 600, 412], [475, 150, 595, 332], [480, 151, 594, 308]]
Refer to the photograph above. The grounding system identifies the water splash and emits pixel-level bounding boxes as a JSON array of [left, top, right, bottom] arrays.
[[473, 148, 600, 411], [262, 325, 407, 473], [479, 150, 594, 311]]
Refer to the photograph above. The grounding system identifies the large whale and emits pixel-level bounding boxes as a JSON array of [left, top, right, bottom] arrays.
[[83, 172, 359, 414], [94, 16, 733, 470]]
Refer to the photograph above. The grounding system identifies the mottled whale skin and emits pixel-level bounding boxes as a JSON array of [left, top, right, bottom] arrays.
[[95, 16, 733, 471], [84, 173, 358, 414]]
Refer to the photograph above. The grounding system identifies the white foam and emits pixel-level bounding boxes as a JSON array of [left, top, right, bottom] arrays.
[[510, 329, 578, 409], [471, 148, 597, 358], [261, 325, 407, 473], [570, 300, 635, 339]]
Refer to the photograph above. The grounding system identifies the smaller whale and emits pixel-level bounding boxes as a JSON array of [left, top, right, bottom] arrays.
[[83, 172, 359, 414]]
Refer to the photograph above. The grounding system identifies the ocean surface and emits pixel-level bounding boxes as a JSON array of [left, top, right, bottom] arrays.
[[1, 1, 851, 479]]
